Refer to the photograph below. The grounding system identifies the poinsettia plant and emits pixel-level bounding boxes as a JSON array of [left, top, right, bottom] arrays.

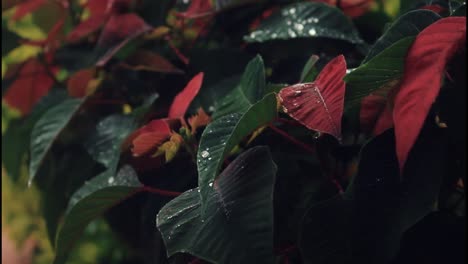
[[2, 0, 466, 263]]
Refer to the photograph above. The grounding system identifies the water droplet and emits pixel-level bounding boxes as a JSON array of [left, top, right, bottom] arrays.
[[209, 182, 213, 187], [282, 106, 288, 113], [208, 106, 215, 112], [313, 132, 321, 139], [309, 29, 316, 36], [288, 29, 296, 37], [294, 23, 304, 31], [271, 33, 277, 38], [108, 177, 114, 184], [286, 20, 292, 26], [313, 18, 319, 23], [281, 9, 289, 16], [289, 8, 296, 14], [201, 150, 209, 158], [208, 157, 212, 161], [295, 90, 302, 95]]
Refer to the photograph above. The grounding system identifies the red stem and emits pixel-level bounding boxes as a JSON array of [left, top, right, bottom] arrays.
[[268, 125, 315, 154], [142, 186, 182, 197], [165, 35, 190, 65]]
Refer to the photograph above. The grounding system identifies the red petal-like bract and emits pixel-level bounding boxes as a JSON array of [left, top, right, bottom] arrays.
[[279, 55, 346, 140], [130, 119, 172, 157], [12, 0, 47, 21], [67, 68, 95, 98], [393, 17, 466, 171], [96, 13, 152, 66], [4, 59, 55, 115], [168, 72, 204, 118], [66, 16, 108, 43]]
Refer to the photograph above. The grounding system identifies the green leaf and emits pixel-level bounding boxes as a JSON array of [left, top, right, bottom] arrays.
[[213, 55, 266, 119], [344, 37, 415, 108], [53, 165, 143, 264], [362, 10, 440, 63], [85, 115, 137, 168], [299, 54, 319, 82], [197, 93, 278, 210], [157, 146, 277, 264], [244, 2, 363, 44], [29, 98, 83, 184]]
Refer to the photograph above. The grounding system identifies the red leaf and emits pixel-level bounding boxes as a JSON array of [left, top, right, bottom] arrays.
[[360, 95, 394, 136], [393, 17, 466, 171], [177, 0, 214, 19], [129, 119, 172, 157], [66, 16, 108, 43], [311, 0, 373, 18], [3, 59, 55, 115], [96, 13, 152, 66], [132, 132, 170, 157], [12, 0, 47, 21], [278, 55, 346, 140], [119, 50, 184, 74], [67, 68, 95, 98], [168, 72, 204, 118], [419, 5, 446, 14]]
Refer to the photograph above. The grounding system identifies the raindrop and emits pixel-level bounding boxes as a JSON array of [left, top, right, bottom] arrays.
[[294, 23, 304, 31], [209, 182, 213, 187], [271, 33, 277, 38], [313, 18, 319, 23], [295, 90, 302, 95], [309, 29, 316, 36], [208, 106, 215, 112], [289, 8, 296, 14], [313, 132, 321, 139], [108, 177, 115, 184], [201, 150, 209, 158], [286, 20, 292, 26]]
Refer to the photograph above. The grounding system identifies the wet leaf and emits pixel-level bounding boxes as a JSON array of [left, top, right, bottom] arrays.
[[279, 55, 346, 140], [197, 93, 277, 210], [244, 2, 363, 44], [157, 146, 276, 264]]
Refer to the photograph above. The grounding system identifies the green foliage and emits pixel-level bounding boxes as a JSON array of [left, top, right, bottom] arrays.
[[1, 1, 465, 264]]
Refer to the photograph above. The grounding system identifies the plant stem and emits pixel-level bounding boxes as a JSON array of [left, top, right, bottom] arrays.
[[268, 125, 315, 154], [142, 186, 182, 197]]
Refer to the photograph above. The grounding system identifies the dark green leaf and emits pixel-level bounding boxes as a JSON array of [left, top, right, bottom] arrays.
[[84, 115, 137, 168], [344, 37, 415, 108], [299, 54, 319, 82], [197, 93, 277, 209], [157, 146, 277, 264], [244, 2, 363, 44], [29, 98, 83, 184], [53, 165, 143, 264], [362, 10, 440, 63], [213, 55, 266, 119]]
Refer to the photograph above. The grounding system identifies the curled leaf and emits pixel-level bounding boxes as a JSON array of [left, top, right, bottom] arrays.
[[120, 50, 183, 74], [279, 55, 346, 140]]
